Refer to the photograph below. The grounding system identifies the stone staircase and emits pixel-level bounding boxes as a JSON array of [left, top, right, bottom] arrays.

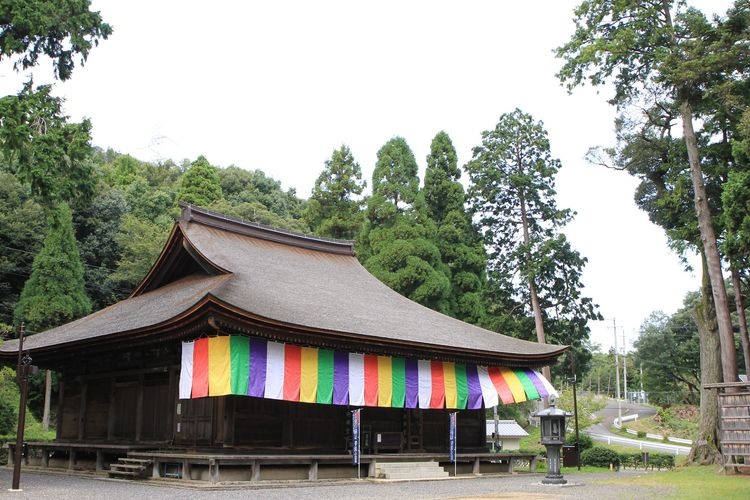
[[374, 461, 449, 480], [108, 457, 152, 479]]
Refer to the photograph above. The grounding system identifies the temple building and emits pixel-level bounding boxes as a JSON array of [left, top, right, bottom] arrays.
[[0, 204, 564, 481]]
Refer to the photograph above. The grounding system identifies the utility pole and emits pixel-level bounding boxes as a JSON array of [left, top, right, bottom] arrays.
[[613, 318, 622, 426], [11, 322, 30, 492], [622, 329, 628, 403]]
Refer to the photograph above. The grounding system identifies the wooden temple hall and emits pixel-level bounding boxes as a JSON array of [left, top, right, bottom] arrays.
[[0, 204, 565, 482]]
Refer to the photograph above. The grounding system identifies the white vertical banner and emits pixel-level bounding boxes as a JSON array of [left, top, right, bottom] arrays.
[[477, 366, 499, 408], [417, 360, 432, 408], [178, 341, 194, 399], [264, 341, 285, 399], [348, 353, 365, 406]]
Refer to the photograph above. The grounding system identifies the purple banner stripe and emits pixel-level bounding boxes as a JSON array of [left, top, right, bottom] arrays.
[[525, 369, 549, 398], [405, 358, 419, 409], [248, 338, 267, 397], [465, 364, 483, 409], [333, 350, 349, 405]]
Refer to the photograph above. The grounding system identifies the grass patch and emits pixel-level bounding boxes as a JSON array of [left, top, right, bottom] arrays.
[[600, 465, 750, 499], [624, 405, 699, 440]]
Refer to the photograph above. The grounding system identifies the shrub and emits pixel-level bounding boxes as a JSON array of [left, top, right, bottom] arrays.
[[581, 446, 621, 468], [0, 397, 16, 435], [637, 431, 646, 438], [649, 452, 675, 470], [564, 433, 593, 450]]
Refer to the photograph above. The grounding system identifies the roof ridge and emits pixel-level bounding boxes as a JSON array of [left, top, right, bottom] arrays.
[[180, 203, 356, 256]]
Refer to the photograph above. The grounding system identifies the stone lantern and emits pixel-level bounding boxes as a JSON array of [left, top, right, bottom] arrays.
[[534, 397, 572, 485]]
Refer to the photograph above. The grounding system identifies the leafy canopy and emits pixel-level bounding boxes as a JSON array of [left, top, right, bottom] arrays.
[[0, 0, 112, 81]]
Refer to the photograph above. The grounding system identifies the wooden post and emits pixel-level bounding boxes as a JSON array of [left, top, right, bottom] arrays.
[[209, 458, 219, 483], [95, 451, 103, 472], [182, 460, 191, 481], [78, 381, 88, 441], [250, 459, 260, 481], [41, 448, 49, 468], [135, 374, 144, 441], [107, 378, 116, 440], [68, 450, 77, 470]]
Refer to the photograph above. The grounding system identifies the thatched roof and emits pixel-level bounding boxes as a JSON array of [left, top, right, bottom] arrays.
[[0, 205, 566, 366]]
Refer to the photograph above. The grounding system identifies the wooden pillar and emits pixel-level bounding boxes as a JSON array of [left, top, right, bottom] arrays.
[[107, 378, 116, 440], [223, 396, 235, 447], [68, 450, 77, 470], [95, 451, 104, 472], [57, 380, 65, 440], [78, 381, 88, 441], [41, 448, 49, 468], [135, 374, 144, 441], [167, 368, 177, 440], [308, 460, 318, 480]]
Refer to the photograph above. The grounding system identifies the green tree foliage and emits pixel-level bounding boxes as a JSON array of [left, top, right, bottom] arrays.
[[634, 307, 701, 406], [372, 137, 419, 209], [361, 138, 451, 311], [109, 214, 171, 290], [466, 109, 600, 378], [0, 82, 95, 206], [0, 0, 112, 81], [0, 173, 44, 324], [423, 131, 487, 324], [74, 189, 129, 309], [218, 166, 304, 221], [177, 155, 223, 207], [305, 145, 365, 240], [556, 0, 750, 389], [13, 202, 91, 331], [722, 168, 750, 272]]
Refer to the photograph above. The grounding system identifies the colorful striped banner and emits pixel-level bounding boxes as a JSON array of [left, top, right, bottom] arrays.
[[179, 336, 558, 409]]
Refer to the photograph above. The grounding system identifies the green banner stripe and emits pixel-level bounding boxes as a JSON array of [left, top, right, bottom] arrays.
[[230, 336, 250, 395], [391, 357, 405, 407], [317, 349, 334, 404]]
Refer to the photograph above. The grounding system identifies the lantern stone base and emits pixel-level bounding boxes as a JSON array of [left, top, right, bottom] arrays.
[[541, 475, 568, 485]]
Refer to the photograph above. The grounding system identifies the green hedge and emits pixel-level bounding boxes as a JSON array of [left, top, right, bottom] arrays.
[[619, 452, 675, 470], [564, 433, 593, 450], [581, 446, 621, 468]]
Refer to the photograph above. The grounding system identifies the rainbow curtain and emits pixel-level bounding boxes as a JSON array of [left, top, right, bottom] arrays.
[[178, 336, 558, 408]]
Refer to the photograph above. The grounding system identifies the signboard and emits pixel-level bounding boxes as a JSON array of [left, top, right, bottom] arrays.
[[352, 408, 361, 466], [449, 411, 457, 463]]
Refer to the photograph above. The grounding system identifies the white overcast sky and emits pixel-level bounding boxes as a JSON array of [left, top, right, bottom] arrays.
[[2, 0, 733, 353]]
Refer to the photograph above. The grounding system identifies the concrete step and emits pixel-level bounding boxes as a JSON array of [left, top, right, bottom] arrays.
[[119, 458, 152, 464], [375, 461, 449, 480], [107, 470, 142, 478], [110, 463, 148, 470]]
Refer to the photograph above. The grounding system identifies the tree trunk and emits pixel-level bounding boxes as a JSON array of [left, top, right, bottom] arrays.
[[689, 252, 722, 465], [519, 189, 552, 386], [730, 263, 750, 376], [681, 100, 738, 385], [42, 369, 52, 430]]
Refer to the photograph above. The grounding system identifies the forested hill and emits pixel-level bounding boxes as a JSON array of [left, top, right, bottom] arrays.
[[0, 149, 308, 320]]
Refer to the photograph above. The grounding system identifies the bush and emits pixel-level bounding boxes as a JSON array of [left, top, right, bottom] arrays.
[[0, 398, 16, 435], [649, 452, 675, 470], [564, 433, 593, 450], [581, 446, 621, 468], [637, 431, 646, 438]]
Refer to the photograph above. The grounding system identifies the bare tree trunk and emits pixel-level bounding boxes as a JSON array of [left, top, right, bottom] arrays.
[[681, 100, 738, 385], [519, 190, 551, 385], [730, 264, 750, 376], [42, 369, 52, 430], [689, 252, 722, 465]]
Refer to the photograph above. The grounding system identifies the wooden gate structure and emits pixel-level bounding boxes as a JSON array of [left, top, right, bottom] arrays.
[[704, 381, 750, 473]]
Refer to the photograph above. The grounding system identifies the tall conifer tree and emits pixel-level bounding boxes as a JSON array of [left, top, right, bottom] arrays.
[[423, 131, 487, 324]]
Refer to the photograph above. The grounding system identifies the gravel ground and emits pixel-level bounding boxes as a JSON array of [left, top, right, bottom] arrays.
[[0, 468, 674, 499]]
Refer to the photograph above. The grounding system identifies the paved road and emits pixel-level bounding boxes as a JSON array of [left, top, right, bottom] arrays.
[[0, 468, 674, 500], [586, 399, 690, 456]]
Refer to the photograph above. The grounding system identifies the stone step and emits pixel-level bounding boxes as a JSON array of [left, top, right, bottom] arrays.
[[110, 463, 148, 470], [382, 469, 449, 480], [119, 458, 152, 465], [375, 461, 449, 480], [107, 470, 142, 478]]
